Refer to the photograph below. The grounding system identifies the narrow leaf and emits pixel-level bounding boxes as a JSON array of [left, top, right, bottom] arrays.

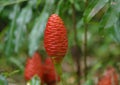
[[99, 0, 120, 32], [14, 6, 32, 52], [28, 0, 54, 56], [28, 76, 41, 85], [112, 21, 120, 44], [105, 0, 120, 28], [0, 0, 27, 7], [84, 0, 109, 22], [5, 5, 20, 56]]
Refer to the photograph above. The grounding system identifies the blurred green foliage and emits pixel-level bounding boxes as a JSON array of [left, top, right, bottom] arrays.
[[0, 75, 8, 85], [0, 0, 120, 85], [29, 76, 41, 85]]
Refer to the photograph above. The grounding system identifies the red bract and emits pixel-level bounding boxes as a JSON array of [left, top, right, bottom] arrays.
[[43, 57, 60, 85], [44, 14, 68, 63], [24, 52, 43, 81], [98, 75, 111, 85], [97, 67, 119, 85]]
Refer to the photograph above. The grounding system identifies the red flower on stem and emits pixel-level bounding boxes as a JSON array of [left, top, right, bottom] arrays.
[[44, 14, 68, 63], [24, 52, 43, 81]]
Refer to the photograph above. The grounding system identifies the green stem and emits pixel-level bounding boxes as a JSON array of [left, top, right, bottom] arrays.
[[54, 63, 65, 85], [72, 3, 81, 85], [55, 63, 62, 76], [84, 0, 88, 81], [84, 23, 88, 80]]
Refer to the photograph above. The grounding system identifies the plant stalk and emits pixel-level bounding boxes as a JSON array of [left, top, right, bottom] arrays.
[[54, 63, 65, 85], [84, 0, 88, 80], [84, 23, 88, 80], [72, 3, 81, 85]]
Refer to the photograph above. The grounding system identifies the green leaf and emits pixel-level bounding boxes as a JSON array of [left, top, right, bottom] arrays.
[[0, 6, 4, 13], [84, 0, 109, 22], [2, 70, 19, 77], [28, 0, 55, 56], [112, 21, 120, 44], [8, 70, 20, 77], [36, 0, 42, 7], [9, 57, 24, 70], [99, 0, 120, 32], [0, 0, 27, 7], [84, 79, 95, 85], [69, 0, 74, 4], [76, 18, 84, 29], [5, 5, 20, 56], [14, 5, 32, 52], [28, 76, 41, 85], [104, 0, 120, 28], [29, 13, 48, 56], [0, 75, 8, 85], [55, 0, 63, 14], [104, 11, 117, 28], [28, 0, 41, 8]]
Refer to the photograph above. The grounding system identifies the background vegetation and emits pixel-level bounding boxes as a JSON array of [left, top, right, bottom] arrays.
[[0, 0, 120, 85]]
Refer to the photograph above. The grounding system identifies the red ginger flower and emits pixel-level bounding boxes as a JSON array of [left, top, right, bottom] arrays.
[[44, 14, 68, 63], [24, 52, 43, 81], [98, 67, 119, 85], [43, 57, 60, 85]]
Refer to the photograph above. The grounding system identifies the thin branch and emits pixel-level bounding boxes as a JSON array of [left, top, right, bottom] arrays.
[[84, 0, 88, 80], [72, 4, 78, 44], [84, 23, 88, 80], [72, 4, 81, 85]]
